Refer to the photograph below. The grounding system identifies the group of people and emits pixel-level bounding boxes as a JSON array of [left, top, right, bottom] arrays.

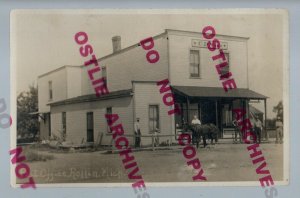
[[134, 114, 283, 148], [233, 116, 283, 144], [134, 118, 160, 148]]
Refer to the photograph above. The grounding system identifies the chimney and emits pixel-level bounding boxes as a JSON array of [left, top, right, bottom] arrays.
[[112, 36, 121, 53]]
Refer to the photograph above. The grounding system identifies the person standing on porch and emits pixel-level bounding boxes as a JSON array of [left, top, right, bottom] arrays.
[[275, 117, 283, 144], [191, 115, 201, 145], [191, 115, 201, 125], [233, 119, 242, 143], [134, 118, 141, 148], [254, 116, 263, 144]]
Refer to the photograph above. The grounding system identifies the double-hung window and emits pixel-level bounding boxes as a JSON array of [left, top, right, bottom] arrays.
[[220, 53, 230, 75], [49, 81, 53, 100], [190, 50, 200, 77], [149, 105, 159, 133]]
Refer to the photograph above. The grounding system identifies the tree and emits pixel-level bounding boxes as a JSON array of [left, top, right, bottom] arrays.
[[17, 84, 38, 137], [273, 101, 283, 121]]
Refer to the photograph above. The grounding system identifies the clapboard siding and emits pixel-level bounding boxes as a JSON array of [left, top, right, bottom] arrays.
[[133, 82, 173, 146], [50, 96, 133, 145]]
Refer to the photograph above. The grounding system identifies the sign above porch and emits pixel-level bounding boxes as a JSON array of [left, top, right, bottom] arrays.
[[191, 39, 228, 50]]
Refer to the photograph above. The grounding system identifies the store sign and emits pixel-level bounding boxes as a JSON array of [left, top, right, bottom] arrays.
[[191, 39, 228, 50]]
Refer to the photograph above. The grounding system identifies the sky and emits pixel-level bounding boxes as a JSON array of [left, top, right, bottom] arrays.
[[11, 9, 287, 118]]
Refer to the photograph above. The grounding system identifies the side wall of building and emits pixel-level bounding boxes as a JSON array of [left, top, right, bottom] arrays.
[[50, 96, 134, 145], [39, 114, 50, 140], [38, 68, 68, 113], [66, 67, 82, 98], [133, 82, 174, 146], [81, 34, 169, 94]]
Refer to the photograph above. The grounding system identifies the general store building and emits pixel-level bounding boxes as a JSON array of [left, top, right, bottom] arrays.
[[38, 29, 267, 146]]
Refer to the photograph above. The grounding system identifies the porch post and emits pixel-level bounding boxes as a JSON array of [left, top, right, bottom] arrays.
[[264, 99, 268, 141], [186, 96, 190, 124], [215, 100, 218, 127]]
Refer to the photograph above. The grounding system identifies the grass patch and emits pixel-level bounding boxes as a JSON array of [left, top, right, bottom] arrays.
[[24, 150, 54, 162]]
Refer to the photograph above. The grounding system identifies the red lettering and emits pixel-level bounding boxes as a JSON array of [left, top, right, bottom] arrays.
[[193, 169, 207, 181], [124, 161, 137, 170], [9, 147, 26, 164], [115, 136, 129, 150], [183, 146, 196, 159], [146, 50, 160, 63], [79, 44, 93, 57], [252, 156, 265, 165], [178, 134, 191, 146], [215, 62, 228, 75], [220, 72, 232, 80], [168, 103, 182, 115], [212, 49, 226, 61], [202, 26, 216, 39], [20, 177, 36, 189], [119, 148, 135, 164], [128, 166, 142, 180], [156, 79, 171, 94], [243, 131, 257, 144], [74, 32, 88, 45], [110, 123, 124, 139], [88, 67, 100, 80], [187, 158, 201, 170], [140, 37, 154, 50], [247, 143, 262, 159], [105, 114, 119, 126], [259, 175, 274, 187], [15, 163, 30, 179], [84, 54, 99, 67], [232, 108, 246, 121], [162, 92, 175, 106], [238, 118, 252, 133], [94, 83, 109, 97], [207, 39, 221, 51], [222, 79, 237, 92], [132, 180, 146, 193], [256, 162, 270, 175]]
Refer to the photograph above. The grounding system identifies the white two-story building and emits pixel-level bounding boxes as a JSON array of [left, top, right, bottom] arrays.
[[38, 29, 267, 146]]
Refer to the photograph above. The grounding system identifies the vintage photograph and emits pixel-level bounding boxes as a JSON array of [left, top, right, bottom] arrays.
[[10, 9, 288, 187]]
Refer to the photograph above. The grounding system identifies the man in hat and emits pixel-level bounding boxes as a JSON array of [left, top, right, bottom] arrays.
[[191, 115, 201, 145], [254, 116, 263, 144], [275, 117, 283, 144], [191, 115, 201, 125], [134, 118, 141, 148]]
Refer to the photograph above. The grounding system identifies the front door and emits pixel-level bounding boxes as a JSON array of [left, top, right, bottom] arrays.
[[200, 101, 216, 124], [87, 112, 94, 143]]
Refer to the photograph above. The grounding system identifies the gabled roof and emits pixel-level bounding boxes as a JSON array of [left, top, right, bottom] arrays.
[[48, 89, 133, 106], [173, 86, 267, 99]]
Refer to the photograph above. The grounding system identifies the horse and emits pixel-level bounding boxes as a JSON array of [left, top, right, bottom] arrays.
[[208, 123, 219, 144], [183, 123, 219, 148]]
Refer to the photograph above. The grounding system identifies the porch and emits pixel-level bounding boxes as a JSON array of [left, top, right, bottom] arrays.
[[172, 86, 268, 140]]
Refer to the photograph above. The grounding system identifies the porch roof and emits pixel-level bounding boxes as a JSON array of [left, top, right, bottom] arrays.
[[48, 89, 133, 106], [172, 86, 267, 99]]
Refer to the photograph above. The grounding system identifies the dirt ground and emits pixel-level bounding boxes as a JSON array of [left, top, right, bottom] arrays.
[[20, 138, 284, 184]]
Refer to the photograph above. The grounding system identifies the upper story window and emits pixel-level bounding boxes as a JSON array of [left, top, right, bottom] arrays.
[[106, 107, 112, 133], [220, 53, 230, 75], [190, 50, 200, 77], [48, 81, 53, 100]]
